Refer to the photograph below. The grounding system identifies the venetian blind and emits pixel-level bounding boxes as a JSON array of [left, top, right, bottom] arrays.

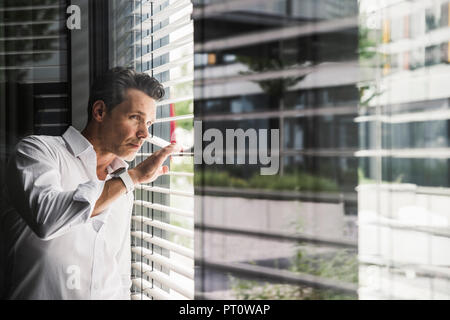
[[111, 0, 194, 300]]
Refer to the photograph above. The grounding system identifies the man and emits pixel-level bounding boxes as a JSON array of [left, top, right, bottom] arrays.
[[0, 67, 180, 299]]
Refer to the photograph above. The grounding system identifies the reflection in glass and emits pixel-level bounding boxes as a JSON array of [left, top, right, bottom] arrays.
[[359, 0, 450, 299], [195, 0, 450, 300], [194, 0, 359, 299], [0, 0, 70, 203]]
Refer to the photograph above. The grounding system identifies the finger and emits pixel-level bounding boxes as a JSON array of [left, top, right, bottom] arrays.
[[155, 165, 169, 177], [150, 144, 181, 169], [163, 143, 182, 162], [168, 142, 183, 154], [152, 149, 172, 166]]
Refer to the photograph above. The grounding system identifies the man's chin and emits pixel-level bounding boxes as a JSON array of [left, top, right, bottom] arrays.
[[117, 150, 138, 162], [123, 152, 137, 162]]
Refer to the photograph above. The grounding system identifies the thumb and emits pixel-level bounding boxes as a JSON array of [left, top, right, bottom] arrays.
[[152, 165, 169, 182]]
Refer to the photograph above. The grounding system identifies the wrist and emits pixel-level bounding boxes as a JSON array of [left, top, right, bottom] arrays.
[[127, 168, 140, 185]]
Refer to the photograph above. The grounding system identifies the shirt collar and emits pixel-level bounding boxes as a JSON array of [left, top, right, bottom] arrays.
[[107, 157, 129, 174], [62, 126, 129, 172], [62, 126, 93, 158]]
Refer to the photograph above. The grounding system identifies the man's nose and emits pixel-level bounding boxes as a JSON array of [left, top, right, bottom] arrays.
[[137, 124, 149, 140]]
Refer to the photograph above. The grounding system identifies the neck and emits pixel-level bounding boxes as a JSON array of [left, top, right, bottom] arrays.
[[81, 124, 115, 180]]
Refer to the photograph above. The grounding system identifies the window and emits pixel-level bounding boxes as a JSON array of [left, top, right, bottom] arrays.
[[110, 0, 194, 300], [358, 0, 450, 299], [194, 0, 450, 301], [0, 0, 70, 142], [426, 4, 442, 32], [0, 0, 71, 195]]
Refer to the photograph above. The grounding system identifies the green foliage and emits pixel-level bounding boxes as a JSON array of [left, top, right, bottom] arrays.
[[174, 100, 193, 131], [230, 277, 304, 300], [359, 84, 383, 108], [291, 249, 358, 284], [170, 161, 193, 185], [236, 55, 306, 97], [230, 249, 358, 300], [358, 27, 377, 60], [358, 167, 376, 185], [194, 170, 339, 192], [195, 170, 247, 188]]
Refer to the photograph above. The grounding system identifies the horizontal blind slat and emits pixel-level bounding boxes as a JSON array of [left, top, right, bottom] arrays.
[[132, 278, 171, 300], [146, 134, 171, 148], [152, 0, 171, 8], [141, 36, 192, 60], [141, 0, 192, 26], [154, 114, 194, 123], [131, 292, 152, 300], [160, 75, 193, 88], [151, 54, 193, 75], [134, 200, 193, 218], [131, 230, 194, 258], [132, 262, 193, 299], [167, 171, 194, 177], [143, 16, 192, 43], [132, 215, 194, 238], [156, 95, 193, 106], [136, 184, 194, 197], [136, 152, 193, 158], [132, 246, 194, 279], [0, 5, 60, 11], [0, 20, 63, 26]]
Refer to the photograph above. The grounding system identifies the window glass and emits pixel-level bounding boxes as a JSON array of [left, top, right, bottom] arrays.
[[195, 0, 360, 300], [0, 0, 70, 186], [195, 0, 450, 300]]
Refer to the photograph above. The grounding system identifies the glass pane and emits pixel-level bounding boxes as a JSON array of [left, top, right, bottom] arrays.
[[0, 0, 70, 198], [195, 0, 450, 300], [194, 0, 359, 300]]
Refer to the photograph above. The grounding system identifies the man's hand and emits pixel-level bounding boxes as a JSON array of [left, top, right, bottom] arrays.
[[91, 143, 181, 217], [128, 143, 182, 185]]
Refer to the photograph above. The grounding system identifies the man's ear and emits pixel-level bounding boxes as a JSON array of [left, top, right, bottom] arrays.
[[92, 100, 107, 122]]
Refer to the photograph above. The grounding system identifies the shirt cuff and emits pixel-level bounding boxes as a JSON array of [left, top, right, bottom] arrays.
[[72, 180, 105, 223]]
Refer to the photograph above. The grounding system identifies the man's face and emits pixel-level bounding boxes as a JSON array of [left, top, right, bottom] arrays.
[[101, 88, 156, 161]]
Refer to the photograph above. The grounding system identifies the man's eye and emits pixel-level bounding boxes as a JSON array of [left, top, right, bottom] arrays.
[[131, 115, 140, 120]]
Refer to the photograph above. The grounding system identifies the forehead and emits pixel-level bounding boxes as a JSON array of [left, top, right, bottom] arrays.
[[118, 88, 156, 116]]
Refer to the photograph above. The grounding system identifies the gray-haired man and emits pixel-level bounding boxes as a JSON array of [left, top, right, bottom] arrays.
[[0, 67, 180, 299]]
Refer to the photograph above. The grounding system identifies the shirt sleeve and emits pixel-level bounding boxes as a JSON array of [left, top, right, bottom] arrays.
[[6, 136, 104, 241]]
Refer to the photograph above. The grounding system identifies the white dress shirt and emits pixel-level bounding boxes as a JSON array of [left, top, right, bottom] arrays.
[[0, 126, 133, 300]]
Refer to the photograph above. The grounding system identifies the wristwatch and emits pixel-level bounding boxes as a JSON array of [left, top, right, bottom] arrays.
[[115, 168, 135, 194]]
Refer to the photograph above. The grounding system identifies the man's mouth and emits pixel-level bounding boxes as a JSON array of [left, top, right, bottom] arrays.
[[128, 143, 140, 149]]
